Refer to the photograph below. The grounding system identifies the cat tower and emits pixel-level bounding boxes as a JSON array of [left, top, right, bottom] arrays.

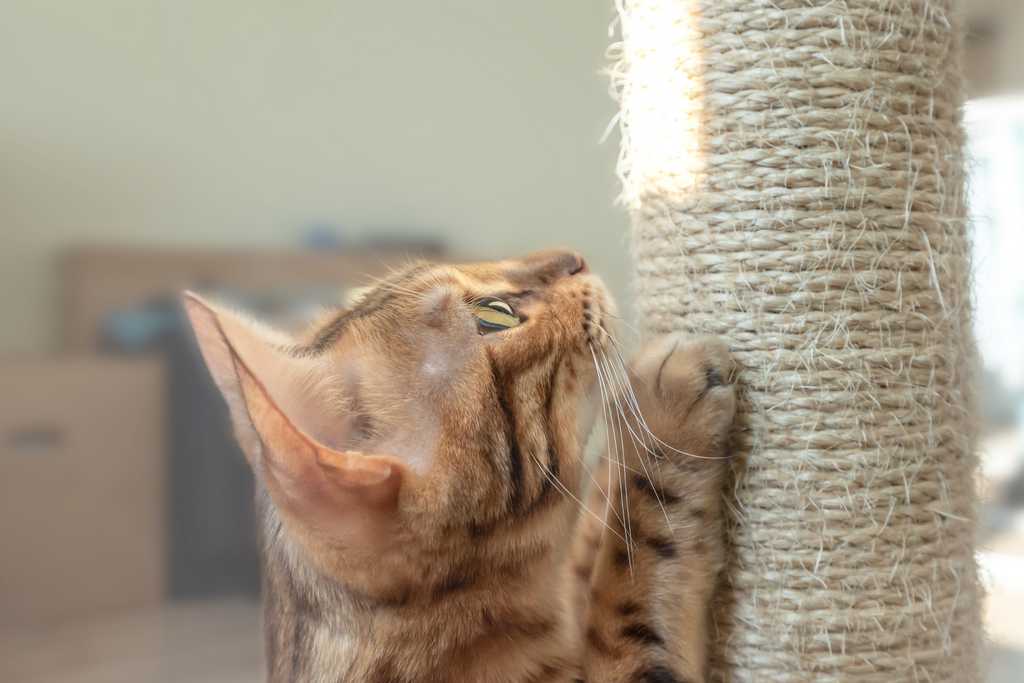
[[610, 0, 982, 681]]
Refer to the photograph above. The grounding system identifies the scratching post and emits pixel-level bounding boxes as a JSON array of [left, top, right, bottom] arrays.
[[611, 1, 982, 681]]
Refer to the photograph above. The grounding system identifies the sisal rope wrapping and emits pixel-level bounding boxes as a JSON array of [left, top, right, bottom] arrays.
[[610, 0, 983, 680]]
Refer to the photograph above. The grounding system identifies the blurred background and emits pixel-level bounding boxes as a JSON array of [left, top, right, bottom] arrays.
[[0, 1, 1022, 681]]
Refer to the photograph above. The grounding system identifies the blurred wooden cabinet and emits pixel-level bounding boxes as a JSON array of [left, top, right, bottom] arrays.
[[58, 247, 439, 352], [0, 358, 165, 624]]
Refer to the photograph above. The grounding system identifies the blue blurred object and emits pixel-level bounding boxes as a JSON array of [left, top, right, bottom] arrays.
[[103, 304, 180, 350], [302, 223, 346, 251]]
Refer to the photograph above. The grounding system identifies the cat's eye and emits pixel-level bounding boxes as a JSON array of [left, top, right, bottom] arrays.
[[473, 297, 520, 330]]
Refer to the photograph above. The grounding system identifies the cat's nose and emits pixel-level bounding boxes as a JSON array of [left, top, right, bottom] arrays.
[[518, 248, 588, 280]]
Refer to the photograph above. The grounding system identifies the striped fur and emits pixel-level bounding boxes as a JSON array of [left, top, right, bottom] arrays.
[[184, 249, 735, 682]]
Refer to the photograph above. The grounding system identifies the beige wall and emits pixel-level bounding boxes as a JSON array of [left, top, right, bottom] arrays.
[[0, 0, 628, 355]]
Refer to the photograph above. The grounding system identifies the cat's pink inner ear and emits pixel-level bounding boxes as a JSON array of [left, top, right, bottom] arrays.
[[182, 292, 399, 505], [234, 355, 394, 492], [229, 331, 404, 548]]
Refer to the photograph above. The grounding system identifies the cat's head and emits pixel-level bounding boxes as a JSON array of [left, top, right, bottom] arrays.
[[185, 248, 616, 595]]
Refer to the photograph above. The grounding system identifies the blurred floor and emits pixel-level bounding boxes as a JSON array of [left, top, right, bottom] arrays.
[[0, 599, 264, 683], [0, 569, 1021, 682]]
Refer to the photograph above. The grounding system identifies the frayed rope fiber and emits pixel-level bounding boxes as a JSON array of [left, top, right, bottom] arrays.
[[610, 0, 984, 680]]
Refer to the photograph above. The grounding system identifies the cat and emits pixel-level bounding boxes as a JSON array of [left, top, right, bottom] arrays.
[[183, 248, 735, 683]]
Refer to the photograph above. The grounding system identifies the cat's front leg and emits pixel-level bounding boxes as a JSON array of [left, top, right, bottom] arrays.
[[582, 333, 735, 683]]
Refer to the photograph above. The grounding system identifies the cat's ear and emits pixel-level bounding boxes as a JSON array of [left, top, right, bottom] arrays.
[[182, 292, 404, 549]]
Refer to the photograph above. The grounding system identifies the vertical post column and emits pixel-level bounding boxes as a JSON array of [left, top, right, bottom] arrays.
[[611, 1, 983, 680]]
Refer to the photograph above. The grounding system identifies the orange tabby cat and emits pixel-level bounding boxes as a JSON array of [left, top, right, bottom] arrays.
[[184, 248, 734, 683]]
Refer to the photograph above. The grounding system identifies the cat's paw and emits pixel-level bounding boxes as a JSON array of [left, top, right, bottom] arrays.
[[627, 333, 736, 462]]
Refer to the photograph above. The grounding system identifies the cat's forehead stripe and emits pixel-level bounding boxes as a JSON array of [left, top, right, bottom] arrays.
[[307, 263, 436, 352]]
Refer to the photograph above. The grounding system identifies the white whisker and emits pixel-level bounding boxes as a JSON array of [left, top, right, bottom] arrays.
[[598, 350, 675, 535], [527, 451, 625, 543], [591, 345, 635, 574], [603, 346, 729, 461], [589, 342, 623, 541]]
